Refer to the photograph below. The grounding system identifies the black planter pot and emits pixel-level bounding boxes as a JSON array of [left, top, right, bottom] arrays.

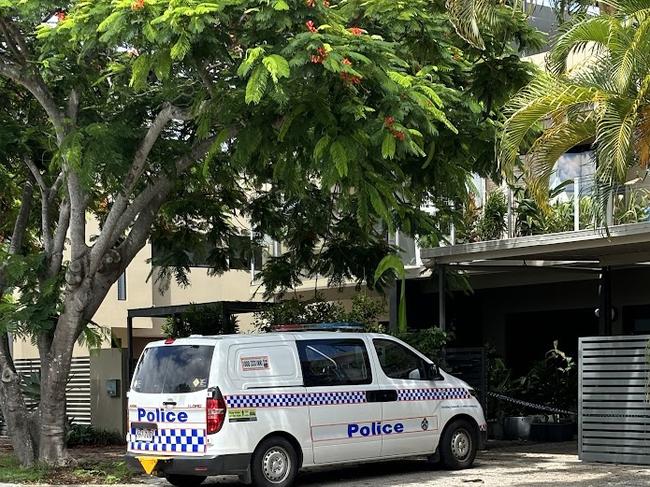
[[529, 422, 576, 442]]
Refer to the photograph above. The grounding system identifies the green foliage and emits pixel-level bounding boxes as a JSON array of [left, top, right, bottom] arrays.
[[0, 455, 135, 485], [252, 293, 385, 332], [395, 327, 448, 362], [476, 190, 507, 241], [518, 340, 577, 413], [374, 254, 406, 332], [501, 3, 650, 212], [161, 303, 238, 338], [66, 424, 125, 447]]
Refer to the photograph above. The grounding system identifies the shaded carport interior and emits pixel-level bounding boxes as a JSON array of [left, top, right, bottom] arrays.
[[420, 222, 650, 341], [126, 300, 272, 377]]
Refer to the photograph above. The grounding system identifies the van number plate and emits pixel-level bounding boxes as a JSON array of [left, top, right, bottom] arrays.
[[132, 423, 157, 442]]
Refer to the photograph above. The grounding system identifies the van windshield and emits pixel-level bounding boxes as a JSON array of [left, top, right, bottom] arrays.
[[132, 345, 214, 394]]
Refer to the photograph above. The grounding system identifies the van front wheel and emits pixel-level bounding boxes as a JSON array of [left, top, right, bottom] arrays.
[[439, 419, 478, 470], [251, 437, 298, 487], [164, 474, 207, 487]]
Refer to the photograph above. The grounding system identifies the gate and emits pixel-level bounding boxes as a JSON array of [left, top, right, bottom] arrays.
[[443, 347, 488, 415], [579, 335, 650, 465]]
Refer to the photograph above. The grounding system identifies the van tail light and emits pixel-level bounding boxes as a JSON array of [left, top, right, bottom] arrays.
[[207, 390, 226, 435]]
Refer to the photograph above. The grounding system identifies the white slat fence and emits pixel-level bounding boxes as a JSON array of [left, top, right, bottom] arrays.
[[579, 335, 650, 465]]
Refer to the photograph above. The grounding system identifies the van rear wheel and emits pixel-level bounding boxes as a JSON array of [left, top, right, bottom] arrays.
[[251, 436, 298, 487], [164, 474, 207, 487], [439, 419, 478, 470]]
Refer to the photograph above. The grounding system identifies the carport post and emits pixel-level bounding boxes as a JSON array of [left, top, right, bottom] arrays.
[[127, 315, 133, 379], [599, 267, 612, 335], [438, 265, 446, 332]]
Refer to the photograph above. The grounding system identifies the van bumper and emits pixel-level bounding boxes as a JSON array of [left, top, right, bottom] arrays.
[[124, 452, 252, 477]]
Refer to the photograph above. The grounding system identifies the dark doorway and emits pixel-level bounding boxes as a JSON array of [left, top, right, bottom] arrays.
[[505, 308, 598, 375]]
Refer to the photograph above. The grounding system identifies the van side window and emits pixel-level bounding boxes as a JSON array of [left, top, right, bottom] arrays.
[[297, 339, 372, 387], [373, 339, 429, 381]]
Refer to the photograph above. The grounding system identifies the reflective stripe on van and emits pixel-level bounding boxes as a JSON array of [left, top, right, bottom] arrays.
[[225, 388, 470, 409]]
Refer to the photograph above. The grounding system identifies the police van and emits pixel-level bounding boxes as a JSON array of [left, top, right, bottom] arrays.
[[125, 326, 487, 487]]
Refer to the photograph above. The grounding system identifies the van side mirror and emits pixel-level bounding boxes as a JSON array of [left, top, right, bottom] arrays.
[[428, 363, 443, 381]]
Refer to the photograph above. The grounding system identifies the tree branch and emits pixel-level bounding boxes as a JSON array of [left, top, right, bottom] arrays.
[[49, 198, 70, 278], [8, 179, 34, 255], [0, 18, 26, 64], [0, 16, 30, 62], [88, 104, 192, 275], [23, 155, 47, 193], [0, 63, 66, 143], [66, 172, 88, 263]]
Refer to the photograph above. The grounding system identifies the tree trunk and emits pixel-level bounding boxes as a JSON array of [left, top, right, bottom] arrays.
[[0, 357, 38, 465], [38, 312, 81, 466]]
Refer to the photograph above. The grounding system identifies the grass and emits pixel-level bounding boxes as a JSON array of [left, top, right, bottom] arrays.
[[0, 453, 142, 484]]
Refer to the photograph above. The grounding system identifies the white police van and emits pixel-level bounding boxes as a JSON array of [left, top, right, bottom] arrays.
[[125, 326, 487, 487]]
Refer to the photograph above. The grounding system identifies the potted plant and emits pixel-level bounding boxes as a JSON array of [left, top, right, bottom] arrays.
[[520, 341, 577, 442]]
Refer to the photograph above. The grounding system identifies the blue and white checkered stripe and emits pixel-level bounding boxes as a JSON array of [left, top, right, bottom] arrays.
[[226, 391, 367, 408], [398, 387, 471, 402], [127, 428, 206, 454]]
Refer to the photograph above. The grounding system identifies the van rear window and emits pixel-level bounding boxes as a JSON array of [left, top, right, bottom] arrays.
[[132, 345, 214, 394]]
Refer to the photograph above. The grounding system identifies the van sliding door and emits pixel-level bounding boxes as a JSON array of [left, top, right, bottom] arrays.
[[296, 338, 381, 464]]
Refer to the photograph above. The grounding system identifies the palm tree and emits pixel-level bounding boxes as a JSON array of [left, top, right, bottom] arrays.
[[500, 0, 650, 212]]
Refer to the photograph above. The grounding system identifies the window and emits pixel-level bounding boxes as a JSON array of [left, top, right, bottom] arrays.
[[117, 272, 127, 301], [373, 339, 430, 381], [297, 339, 372, 387], [131, 345, 214, 394]]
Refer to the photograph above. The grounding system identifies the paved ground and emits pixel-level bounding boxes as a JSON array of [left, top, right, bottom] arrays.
[[147, 441, 650, 487], [2, 441, 649, 486]]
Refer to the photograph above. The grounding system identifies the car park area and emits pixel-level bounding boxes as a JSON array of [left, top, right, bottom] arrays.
[[175, 442, 650, 487]]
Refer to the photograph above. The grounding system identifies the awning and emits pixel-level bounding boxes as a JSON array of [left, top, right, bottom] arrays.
[[421, 222, 650, 268]]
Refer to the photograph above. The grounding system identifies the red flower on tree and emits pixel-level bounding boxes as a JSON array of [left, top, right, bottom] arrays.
[[323, 0, 330, 7], [311, 46, 328, 64], [384, 116, 395, 127], [348, 27, 363, 36], [131, 0, 145, 11], [306, 0, 316, 6], [342, 58, 352, 66], [340, 72, 362, 85], [306, 20, 318, 33], [392, 130, 406, 141]]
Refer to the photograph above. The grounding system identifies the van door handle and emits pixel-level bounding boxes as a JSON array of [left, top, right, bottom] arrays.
[[367, 390, 397, 403], [163, 401, 177, 406]]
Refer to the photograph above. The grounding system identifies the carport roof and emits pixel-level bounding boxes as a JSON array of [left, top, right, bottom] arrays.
[[421, 222, 650, 268]]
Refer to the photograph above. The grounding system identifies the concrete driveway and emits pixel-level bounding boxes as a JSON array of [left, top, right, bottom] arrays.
[[190, 442, 650, 487]]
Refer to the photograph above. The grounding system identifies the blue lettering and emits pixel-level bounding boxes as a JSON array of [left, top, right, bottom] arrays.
[[347, 421, 406, 437], [136, 408, 189, 424]]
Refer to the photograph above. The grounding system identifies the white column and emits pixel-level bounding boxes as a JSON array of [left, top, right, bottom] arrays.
[[574, 177, 580, 231]]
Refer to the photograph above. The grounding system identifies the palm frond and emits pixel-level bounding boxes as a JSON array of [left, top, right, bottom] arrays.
[[548, 15, 619, 74], [525, 114, 597, 203], [595, 99, 637, 185], [445, 0, 503, 50], [501, 74, 605, 177]]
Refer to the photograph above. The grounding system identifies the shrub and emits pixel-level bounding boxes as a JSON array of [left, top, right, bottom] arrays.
[[477, 191, 507, 241], [162, 303, 238, 338], [66, 424, 125, 447]]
